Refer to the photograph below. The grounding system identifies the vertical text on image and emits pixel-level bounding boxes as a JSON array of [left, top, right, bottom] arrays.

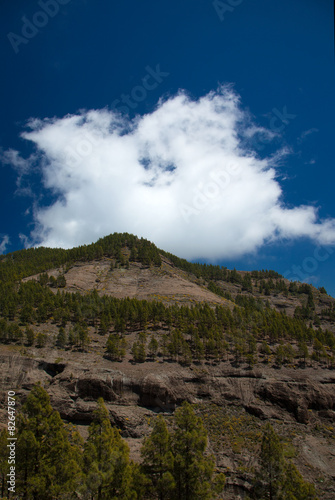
[[7, 390, 16, 494]]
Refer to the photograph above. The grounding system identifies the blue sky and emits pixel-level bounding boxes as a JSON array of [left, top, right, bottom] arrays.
[[1, 0, 335, 295]]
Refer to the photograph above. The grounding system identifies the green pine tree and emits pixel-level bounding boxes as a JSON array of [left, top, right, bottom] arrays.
[[141, 415, 175, 500], [254, 423, 285, 500], [25, 327, 34, 346], [56, 326, 67, 348], [106, 334, 126, 361], [148, 335, 159, 360], [36, 332, 47, 348], [171, 402, 220, 500], [17, 383, 83, 500], [83, 398, 138, 499], [281, 462, 318, 500], [132, 341, 146, 362]]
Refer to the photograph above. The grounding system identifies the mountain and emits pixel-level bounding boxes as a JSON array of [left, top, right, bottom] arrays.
[[0, 233, 334, 499]]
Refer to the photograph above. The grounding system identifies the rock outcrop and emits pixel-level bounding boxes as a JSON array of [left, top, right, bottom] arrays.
[[1, 350, 335, 498]]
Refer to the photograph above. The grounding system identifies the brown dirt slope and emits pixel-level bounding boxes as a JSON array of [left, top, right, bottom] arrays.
[[23, 255, 233, 307]]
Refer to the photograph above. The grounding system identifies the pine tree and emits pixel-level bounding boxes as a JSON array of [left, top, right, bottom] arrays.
[[132, 341, 146, 362], [20, 304, 34, 324], [160, 334, 169, 362], [171, 402, 218, 500], [36, 332, 47, 348], [56, 326, 67, 348], [242, 273, 253, 292], [255, 423, 285, 500], [56, 274, 67, 288], [100, 312, 112, 335], [17, 383, 83, 499], [180, 340, 193, 366], [281, 462, 318, 500], [193, 333, 205, 363], [106, 334, 126, 361], [141, 415, 175, 499], [83, 398, 137, 499], [312, 338, 325, 363], [260, 340, 271, 363], [25, 327, 34, 346], [283, 343, 296, 364], [69, 324, 90, 349], [38, 272, 49, 286], [275, 345, 285, 366], [68, 327, 76, 346], [148, 335, 159, 359]]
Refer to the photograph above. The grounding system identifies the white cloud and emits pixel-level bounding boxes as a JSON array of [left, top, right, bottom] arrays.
[[0, 235, 9, 254], [6, 86, 335, 260], [297, 127, 319, 144], [0, 148, 38, 197]]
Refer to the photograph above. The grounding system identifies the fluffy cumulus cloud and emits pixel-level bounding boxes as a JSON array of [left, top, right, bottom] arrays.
[[8, 87, 335, 259]]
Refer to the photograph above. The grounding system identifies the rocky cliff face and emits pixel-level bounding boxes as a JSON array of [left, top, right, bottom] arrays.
[[1, 344, 335, 498]]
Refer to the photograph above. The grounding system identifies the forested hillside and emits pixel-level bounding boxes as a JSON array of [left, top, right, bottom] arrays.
[[0, 233, 334, 499], [0, 233, 161, 283], [0, 233, 334, 367]]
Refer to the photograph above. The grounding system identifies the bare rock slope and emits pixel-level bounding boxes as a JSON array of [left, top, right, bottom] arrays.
[[24, 256, 232, 307], [1, 343, 335, 499]]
